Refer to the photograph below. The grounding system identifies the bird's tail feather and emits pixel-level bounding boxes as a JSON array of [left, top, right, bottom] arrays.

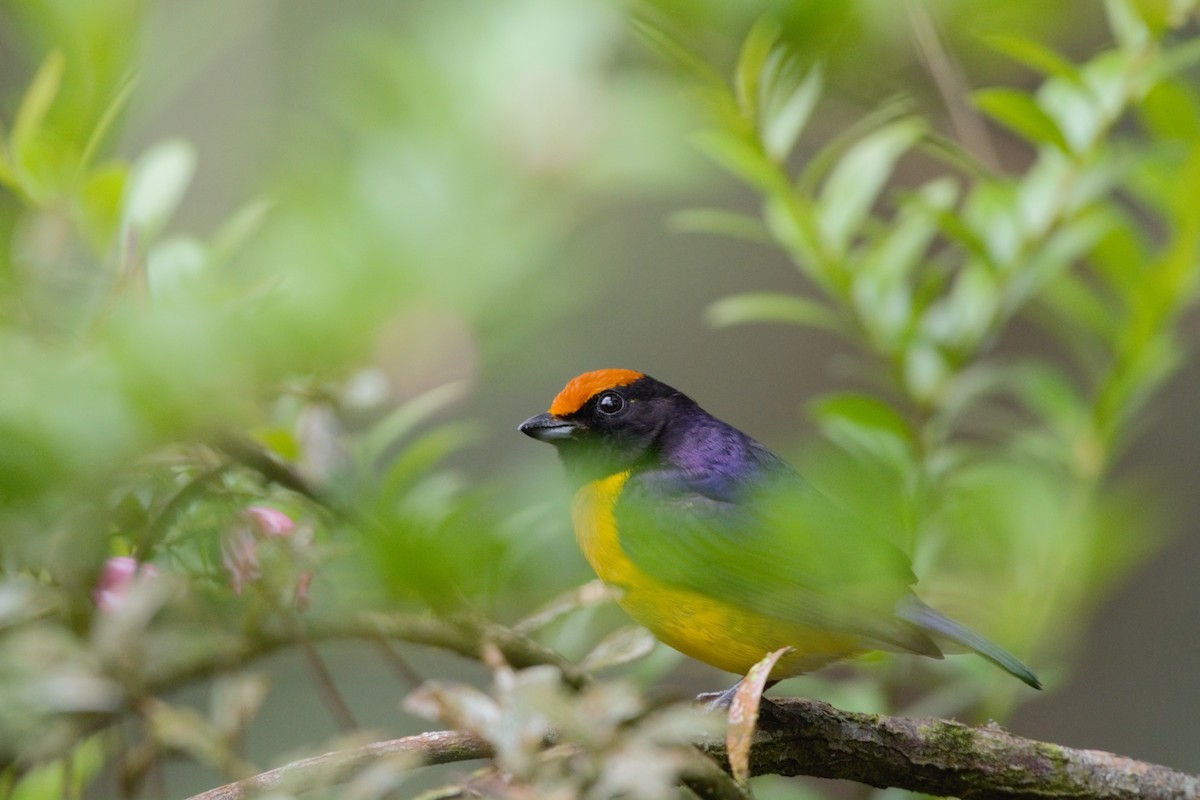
[[898, 599, 1042, 690]]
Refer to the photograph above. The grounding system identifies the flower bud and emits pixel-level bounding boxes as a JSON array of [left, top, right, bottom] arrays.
[[94, 556, 159, 612], [246, 506, 296, 537]]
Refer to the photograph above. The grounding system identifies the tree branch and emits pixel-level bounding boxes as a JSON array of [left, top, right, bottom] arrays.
[[698, 697, 1200, 800], [185, 733, 755, 800], [183, 697, 1199, 800], [184, 731, 492, 800]]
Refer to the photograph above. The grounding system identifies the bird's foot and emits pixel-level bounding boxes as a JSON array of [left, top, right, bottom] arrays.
[[696, 680, 788, 731]]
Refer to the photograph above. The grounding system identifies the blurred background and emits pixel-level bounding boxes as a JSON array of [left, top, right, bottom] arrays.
[[0, 0, 1197, 797]]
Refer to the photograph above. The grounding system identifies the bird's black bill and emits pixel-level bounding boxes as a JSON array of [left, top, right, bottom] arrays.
[[518, 413, 579, 442]]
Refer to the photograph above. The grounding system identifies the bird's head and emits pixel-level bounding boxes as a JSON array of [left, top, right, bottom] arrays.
[[519, 369, 689, 482]]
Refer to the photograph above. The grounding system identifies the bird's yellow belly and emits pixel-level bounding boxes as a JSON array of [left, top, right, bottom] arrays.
[[572, 472, 863, 677]]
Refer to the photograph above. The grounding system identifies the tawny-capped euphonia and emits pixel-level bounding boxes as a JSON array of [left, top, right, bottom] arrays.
[[519, 369, 1040, 690]]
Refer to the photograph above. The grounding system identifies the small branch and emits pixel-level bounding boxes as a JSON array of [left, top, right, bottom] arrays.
[[184, 731, 492, 800], [295, 630, 358, 732], [369, 633, 425, 689], [355, 611, 588, 688], [906, 0, 1001, 170], [186, 733, 749, 800], [699, 697, 1200, 800], [213, 434, 323, 503]]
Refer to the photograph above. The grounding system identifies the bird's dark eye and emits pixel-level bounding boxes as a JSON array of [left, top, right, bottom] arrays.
[[595, 391, 626, 416]]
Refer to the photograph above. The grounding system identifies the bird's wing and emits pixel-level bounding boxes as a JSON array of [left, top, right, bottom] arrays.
[[615, 463, 938, 654]]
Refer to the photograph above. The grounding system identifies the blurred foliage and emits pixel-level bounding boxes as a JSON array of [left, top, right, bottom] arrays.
[[402, 650, 723, 800], [0, 0, 1196, 798], [674, 0, 1200, 725]]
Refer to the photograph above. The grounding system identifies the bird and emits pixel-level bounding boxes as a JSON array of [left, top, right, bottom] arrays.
[[518, 368, 1040, 691]]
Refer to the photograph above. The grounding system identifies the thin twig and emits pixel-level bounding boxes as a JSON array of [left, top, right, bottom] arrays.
[[907, 0, 1001, 170], [213, 434, 323, 503], [370, 633, 426, 689], [296, 630, 359, 732]]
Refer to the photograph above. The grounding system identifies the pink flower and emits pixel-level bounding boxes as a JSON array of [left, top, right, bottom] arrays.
[[94, 556, 159, 612], [223, 507, 313, 605], [246, 506, 295, 537], [221, 527, 260, 595]]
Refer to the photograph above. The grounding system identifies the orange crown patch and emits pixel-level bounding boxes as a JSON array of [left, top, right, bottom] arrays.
[[549, 369, 644, 416]]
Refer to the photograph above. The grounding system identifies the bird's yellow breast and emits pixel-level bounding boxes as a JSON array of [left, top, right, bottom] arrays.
[[571, 471, 862, 677]]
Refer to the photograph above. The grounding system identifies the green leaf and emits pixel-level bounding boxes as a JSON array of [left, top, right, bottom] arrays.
[[809, 392, 915, 467], [630, 17, 727, 94], [10, 736, 105, 800], [0, 156, 13, 191], [760, 59, 822, 162], [904, 343, 949, 403], [973, 88, 1070, 151], [377, 423, 479, 502], [1096, 333, 1180, 448], [1010, 209, 1114, 310], [817, 118, 925, 255], [1104, 0, 1154, 48], [1037, 78, 1104, 153], [918, 132, 1001, 182], [854, 179, 955, 345], [356, 380, 470, 470], [1014, 149, 1070, 240], [210, 198, 273, 264], [963, 180, 1020, 266], [1081, 50, 1138, 120], [810, 393, 913, 440], [79, 73, 137, 174], [1140, 79, 1200, 141], [1166, 131, 1200, 229], [852, 271, 912, 346], [735, 17, 780, 120], [851, 180, 956, 345], [907, 185, 991, 263], [10, 50, 65, 175], [579, 626, 657, 672], [866, 177, 957, 282], [798, 97, 912, 193], [983, 34, 1082, 82], [1040, 271, 1117, 346], [1089, 216, 1148, 298], [707, 292, 844, 334], [514, 580, 616, 634], [920, 263, 1000, 350], [78, 162, 129, 251], [122, 139, 197, 238], [670, 208, 771, 244]]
